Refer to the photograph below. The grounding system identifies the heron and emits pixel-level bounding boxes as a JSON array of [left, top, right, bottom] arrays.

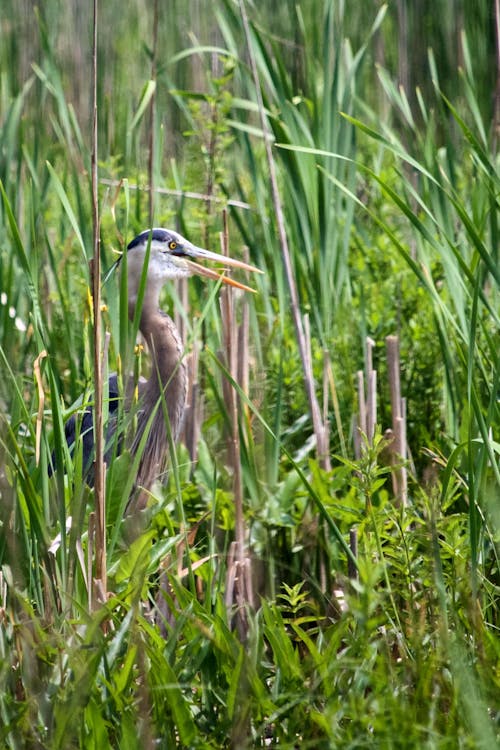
[[53, 227, 261, 509]]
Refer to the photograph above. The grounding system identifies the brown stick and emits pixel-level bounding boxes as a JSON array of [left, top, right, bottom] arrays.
[[99, 179, 252, 210], [386, 335, 407, 506], [367, 369, 377, 443], [386, 335, 401, 422], [147, 0, 159, 226], [237, 248, 250, 402], [220, 214, 253, 631], [365, 337, 377, 442], [221, 218, 243, 563], [91, 0, 106, 598], [355, 370, 365, 460]]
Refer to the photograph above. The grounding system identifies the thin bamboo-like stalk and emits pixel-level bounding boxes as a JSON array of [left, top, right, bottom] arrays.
[[220, 214, 253, 634], [357, 370, 366, 436], [356, 337, 377, 455], [237, 248, 250, 401], [147, 0, 159, 225], [365, 336, 375, 377], [367, 369, 377, 443], [99, 179, 252, 210], [386, 335, 408, 505], [394, 410, 408, 505], [386, 336, 401, 422], [355, 370, 365, 460], [365, 337, 377, 442], [238, 0, 330, 471], [91, 0, 106, 598]]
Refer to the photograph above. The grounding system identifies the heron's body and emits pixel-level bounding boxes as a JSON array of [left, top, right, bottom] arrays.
[[53, 227, 260, 503], [131, 306, 187, 495]]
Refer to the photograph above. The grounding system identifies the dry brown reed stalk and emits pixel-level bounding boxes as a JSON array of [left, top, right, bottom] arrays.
[[99, 179, 252, 210], [352, 337, 380, 581], [147, 0, 159, 226], [365, 336, 377, 442], [356, 337, 377, 456], [238, 0, 330, 471], [220, 214, 253, 636], [356, 335, 408, 505], [386, 335, 408, 506], [90, 0, 106, 600], [355, 369, 366, 460], [237, 248, 251, 402]]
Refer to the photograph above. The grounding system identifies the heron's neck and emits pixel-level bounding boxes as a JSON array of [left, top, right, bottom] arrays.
[[127, 278, 162, 330], [128, 284, 173, 370], [132, 296, 186, 442], [125, 274, 187, 501], [138, 306, 184, 388]]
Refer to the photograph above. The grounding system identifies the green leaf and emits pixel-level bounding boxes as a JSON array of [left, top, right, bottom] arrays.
[[128, 80, 156, 133]]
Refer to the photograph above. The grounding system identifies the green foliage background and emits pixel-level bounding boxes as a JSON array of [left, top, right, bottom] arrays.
[[0, 1, 499, 747]]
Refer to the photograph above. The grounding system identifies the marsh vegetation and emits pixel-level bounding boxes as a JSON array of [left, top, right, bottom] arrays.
[[0, 1, 499, 746]]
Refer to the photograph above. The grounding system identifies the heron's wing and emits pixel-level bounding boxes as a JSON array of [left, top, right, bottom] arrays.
[[126, 374, 148, 402], [108, 372, 120, 402], [49, 374, 122, 479]]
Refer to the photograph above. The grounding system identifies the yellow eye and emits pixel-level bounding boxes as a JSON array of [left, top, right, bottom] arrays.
[[169, 241, 177, 250]]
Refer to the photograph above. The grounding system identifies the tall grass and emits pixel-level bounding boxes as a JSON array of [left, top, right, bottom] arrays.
[[0, 1, 499, 747]]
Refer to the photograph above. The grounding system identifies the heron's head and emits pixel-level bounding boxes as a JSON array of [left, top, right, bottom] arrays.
[[126, 228, 261, 299]]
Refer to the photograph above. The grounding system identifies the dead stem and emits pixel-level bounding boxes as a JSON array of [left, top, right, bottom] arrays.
[[220, 213, 253, 634], [147, 0, 159, 226], [386, 335, 408, 505], [91, 0, 106, 600]]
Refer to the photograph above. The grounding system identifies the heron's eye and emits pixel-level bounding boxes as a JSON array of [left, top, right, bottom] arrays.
[[168, 241, 177, 250]]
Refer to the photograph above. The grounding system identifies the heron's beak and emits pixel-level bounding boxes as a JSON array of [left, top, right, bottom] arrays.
[[182, 244, 263, 293]]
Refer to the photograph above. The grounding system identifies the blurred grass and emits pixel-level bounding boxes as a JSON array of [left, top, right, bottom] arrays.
[[0, 0, 499, 747]]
